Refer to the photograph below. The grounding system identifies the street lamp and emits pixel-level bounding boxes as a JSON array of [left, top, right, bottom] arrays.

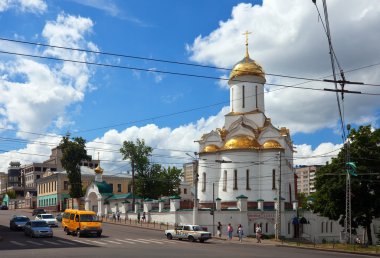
[[186, 153, 199, 225]]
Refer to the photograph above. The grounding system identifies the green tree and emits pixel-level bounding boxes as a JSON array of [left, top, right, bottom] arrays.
[[159, 166, 183, 197], [59, 136, 90, 198], [6, 189, 17, 199], [313, 125, 380, 245], [120, 138, 153, 206]]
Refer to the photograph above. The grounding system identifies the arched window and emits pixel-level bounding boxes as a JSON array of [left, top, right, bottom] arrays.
[[223, 170, 227, 191], [202, 172, 206, 192], [233, 169, 238, 190], [272, 169, 276, 189]]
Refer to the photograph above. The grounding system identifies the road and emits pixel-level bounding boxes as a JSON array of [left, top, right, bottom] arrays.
[[0, 209, 371, 258]]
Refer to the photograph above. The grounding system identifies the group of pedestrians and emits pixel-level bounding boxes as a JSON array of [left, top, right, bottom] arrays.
[[217, 222, 262, 243]]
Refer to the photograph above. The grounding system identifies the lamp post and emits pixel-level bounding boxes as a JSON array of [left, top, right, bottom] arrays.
[[186, 153, 199, 225]]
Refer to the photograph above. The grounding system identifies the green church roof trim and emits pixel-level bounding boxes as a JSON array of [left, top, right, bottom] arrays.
[[273, 197, 286, 201], [96, 181, 113, 194], [158, 199, 166, 203], [169, 195, 181, 200], [144, 198, 153, 202], [236, 195, 248, 199], [216, 198, 222, 201]]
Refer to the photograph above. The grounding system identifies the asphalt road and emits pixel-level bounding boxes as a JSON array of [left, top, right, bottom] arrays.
[[0, 209, 372, 258]]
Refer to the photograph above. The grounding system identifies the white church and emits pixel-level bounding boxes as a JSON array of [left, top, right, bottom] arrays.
[[84, 36, 380, 243]]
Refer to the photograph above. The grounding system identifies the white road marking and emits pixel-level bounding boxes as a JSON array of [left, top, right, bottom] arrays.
[[10, 241, 26, 246], [113, 239, 136, 244], [137, 239, 164, 244], [26, 241, 43, 246], [70, 239, 90, 244], [87, 240, 107, 245], [124, 238, 150, 244], [42, 240, 60, 246], [104, 240, 122, 245], [56, 240, 76, 245]]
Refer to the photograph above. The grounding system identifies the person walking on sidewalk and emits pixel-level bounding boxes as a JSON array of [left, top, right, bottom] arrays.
[[255, 224, 262, 243], [227, 223, 233, 240], [116, 211, 121, 222], [237, 224, 244, 243], [217, 222, 222, 237]]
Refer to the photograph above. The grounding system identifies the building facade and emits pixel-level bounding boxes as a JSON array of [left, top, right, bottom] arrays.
[[295, 165, 320, 195], [36, 166, 130, 211]]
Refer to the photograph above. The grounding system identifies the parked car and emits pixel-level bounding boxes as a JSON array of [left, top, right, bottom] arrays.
[[55, 212, 63, 222], [0, 205, 9, 210], [165, 225, 212, 243], [32, 208, 46, 216], [35, 213, 58, 227], [24, 220, 53, 238], [10, 215, 30, 231]]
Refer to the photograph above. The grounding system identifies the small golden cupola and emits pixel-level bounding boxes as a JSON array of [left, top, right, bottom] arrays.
[[229, 31, 266, 82], [94, 153, 103, 182]]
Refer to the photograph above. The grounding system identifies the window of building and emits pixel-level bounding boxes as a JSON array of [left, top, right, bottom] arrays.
[[184, 188, 187, 194], [289, 184, 292, 203], [326, 221, 328, 233], [330, 221, 333, 233], [117, 184, 122, 192], [231, 88, 234, 111], [109, 183, 113, 191], [321, 222, 324, 233], [272, 169, 276, 189], [223, 170, 227, 191], [246, 169, 250, 190], [63, 181, 69, 190], [233, 169, 238, 190], [36, 175, 40, 179], [265, 223, 268, 233], [288, 223, 291, 235], [242, 85, 245, 108], [202, 172, 206, 192]]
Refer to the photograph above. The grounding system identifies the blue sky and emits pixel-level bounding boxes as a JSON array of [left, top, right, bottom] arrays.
[[0, 0, 380, 173]]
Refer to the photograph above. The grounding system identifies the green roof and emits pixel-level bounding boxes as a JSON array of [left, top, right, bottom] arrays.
[[169, 195, 181, 200], [236, 195, 248, 199], [273, 197, 286, 201], [215, 197, 222, 201], [105, 193, 142, 201], [96, 181, 113, 194]]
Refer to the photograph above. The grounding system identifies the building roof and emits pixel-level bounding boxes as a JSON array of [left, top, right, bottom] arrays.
[[96, 181, 113, 194]]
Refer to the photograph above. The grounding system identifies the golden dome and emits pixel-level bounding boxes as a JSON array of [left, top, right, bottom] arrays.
[[262, 140, 282, 149], [224, 136, 260, 150], [229, 56, 265, 81], [203, 144, 220, 153], [94, 164, 103, 174]]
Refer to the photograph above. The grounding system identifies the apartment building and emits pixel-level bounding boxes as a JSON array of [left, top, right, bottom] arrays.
[[295, 165, 321, 195]]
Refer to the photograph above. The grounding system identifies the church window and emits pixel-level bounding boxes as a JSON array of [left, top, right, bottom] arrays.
[[223, 170, 227, 191], [289, 184, 292, 203], [255, 85, 258, 108], [117, 184, 122, 192], [242, 85, 245, 108], [330, 221, 333, 233], [288, 222, 291, 235], [231, 88, 234, 112], [233, 169, 238, 190], [246, 169, 250, 190], [321, 222, 324, 233], [184, 188, 187, 194], [272, 169, 276, 189], [202, 172, 206, 192]]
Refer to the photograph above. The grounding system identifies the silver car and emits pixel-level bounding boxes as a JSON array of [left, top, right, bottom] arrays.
[[24, 220, 53, 238], [10, 215, 30, 231]]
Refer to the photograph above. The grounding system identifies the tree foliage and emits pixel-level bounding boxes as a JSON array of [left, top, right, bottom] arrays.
[[6, 189, 17, 199], [120, 138, 183, 199], [59, 136, 90, 198], [313, 125, 380, 245]]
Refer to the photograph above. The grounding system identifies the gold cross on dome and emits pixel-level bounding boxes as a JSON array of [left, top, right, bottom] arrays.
[[242, 30, 252, 59]]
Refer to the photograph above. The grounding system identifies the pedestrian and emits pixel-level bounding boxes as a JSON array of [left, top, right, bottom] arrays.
[[142, 212, 146, 222], [112, 212, 116, 222], [237, 224, 244, 242], [217, 222, 222, 237], [256, 224, 262, 243], [227, 223, 233, 240], [137, 212, 141, 223], [116, 211, 121, 222]]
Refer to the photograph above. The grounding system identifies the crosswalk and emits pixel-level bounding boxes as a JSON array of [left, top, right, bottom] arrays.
[[6, 237, 193, 248]]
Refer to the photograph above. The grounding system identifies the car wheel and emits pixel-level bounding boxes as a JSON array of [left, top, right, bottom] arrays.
[[65, 228, 70, 235], [188, 236, 195, 242], [178, 238, 182, 241], [97, 232, 101, 237], [76, 230, 81, 238], [200, 239, 205, 243], [166, 233, 173, 240]]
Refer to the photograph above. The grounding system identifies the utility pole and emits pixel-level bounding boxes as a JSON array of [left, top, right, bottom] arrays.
[[275, 151, 282, 240], [186, 153, 199, 225], [131, 161, 135, 208], [345, 124, 352, 243]]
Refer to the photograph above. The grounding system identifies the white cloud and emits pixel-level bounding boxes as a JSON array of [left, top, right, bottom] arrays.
[[0, 0, 46, 13], [217, 74, 229, 89], [294, 142, 342, 166], [0, 13, 97, 138], [187, 0, 380, 134]]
